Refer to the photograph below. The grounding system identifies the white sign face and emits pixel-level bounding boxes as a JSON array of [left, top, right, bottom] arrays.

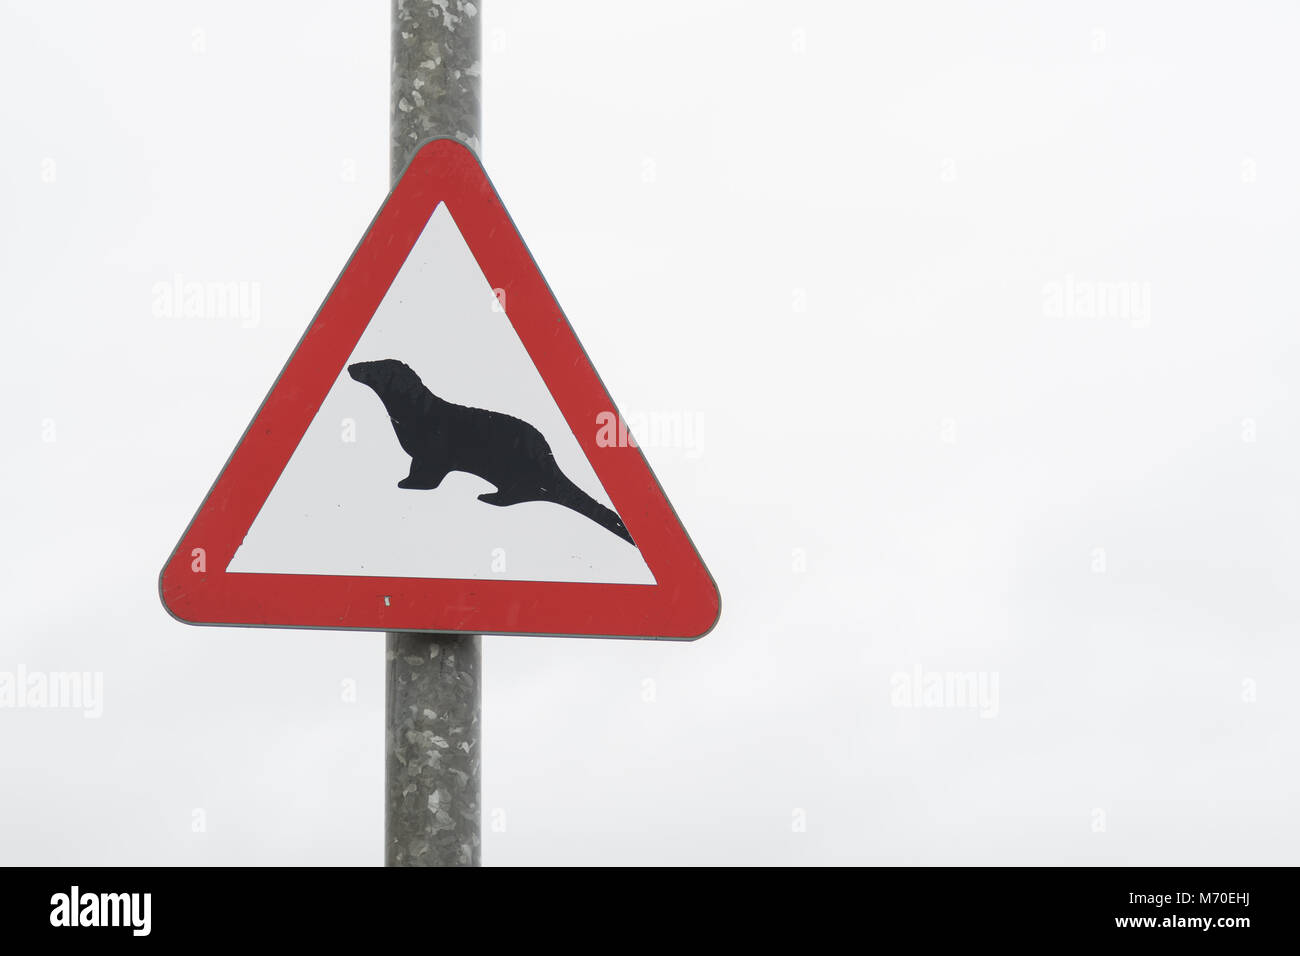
[[228, 204, 655, 585]]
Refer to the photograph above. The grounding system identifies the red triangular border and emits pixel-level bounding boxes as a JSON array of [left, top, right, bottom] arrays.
[[160, 138, 719, 640]]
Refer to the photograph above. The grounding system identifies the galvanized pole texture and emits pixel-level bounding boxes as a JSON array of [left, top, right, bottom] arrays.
[[386, 0, 483, 867]]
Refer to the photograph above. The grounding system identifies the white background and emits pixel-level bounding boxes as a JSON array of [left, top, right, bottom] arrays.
[[1, 1, 1298, 865], [228, 203, 655, 584]]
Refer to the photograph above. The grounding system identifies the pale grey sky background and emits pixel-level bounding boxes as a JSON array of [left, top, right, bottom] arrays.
[[2, 1, 1298, 865]]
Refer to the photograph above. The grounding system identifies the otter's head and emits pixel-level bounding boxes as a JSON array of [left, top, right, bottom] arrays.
[[347, 359, 418, 395]]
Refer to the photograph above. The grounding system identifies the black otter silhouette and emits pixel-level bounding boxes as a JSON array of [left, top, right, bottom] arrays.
[[348, 359, 634, 545]]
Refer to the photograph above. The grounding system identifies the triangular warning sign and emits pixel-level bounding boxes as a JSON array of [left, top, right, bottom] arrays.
[[160, 138, 719, 640]]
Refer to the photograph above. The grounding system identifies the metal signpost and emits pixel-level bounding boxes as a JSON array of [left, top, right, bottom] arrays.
[[159, 1, 719, 867], [387, 0, 484, 871]]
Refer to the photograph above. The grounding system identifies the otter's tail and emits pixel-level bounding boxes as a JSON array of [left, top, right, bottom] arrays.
[[546, 472, 635, 545]]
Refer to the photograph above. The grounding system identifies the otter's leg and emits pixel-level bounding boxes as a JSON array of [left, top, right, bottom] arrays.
[[397, 461, 448, 490], [477, 489, 528, 507]]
